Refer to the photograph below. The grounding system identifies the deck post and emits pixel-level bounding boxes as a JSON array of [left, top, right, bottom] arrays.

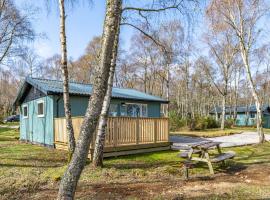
[[136, 118, 140, 144], [154, 119, 157, 143], [113, 119, 118, 147]]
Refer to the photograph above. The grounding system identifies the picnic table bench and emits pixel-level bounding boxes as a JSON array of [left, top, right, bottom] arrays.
[[177, 141, 235, 177]]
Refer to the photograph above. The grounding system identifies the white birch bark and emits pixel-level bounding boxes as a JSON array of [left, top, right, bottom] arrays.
[[58, 0, 76, 156], [92, 12, 121, 167], [241, 48, 264, 142], [221, 95, 226, 130], [57, 0, 122, 199]]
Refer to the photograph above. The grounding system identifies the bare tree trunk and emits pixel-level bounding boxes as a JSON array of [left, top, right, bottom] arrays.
[[165, 60, 170, 117], [92, 12, 121, 167], [221, 95, 226, 130], [241, 49, 265, 143], [233, 70, 238, 123], [59, 0, 75, 157], [57, 0, 122, 199], [184, 59, 189, 117], [214, 103, 218, 121]]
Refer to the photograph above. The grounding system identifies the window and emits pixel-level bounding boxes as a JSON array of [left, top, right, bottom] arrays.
[[141, 104, 148, 117], [37, 101, 44, 117], [120, 103, 127, 116], [127, 104, 140, 117], [109, 104, 118, 117], [22, 105, 28, 118], [250, 113, 256, 119], [121, 103, 148, 117]]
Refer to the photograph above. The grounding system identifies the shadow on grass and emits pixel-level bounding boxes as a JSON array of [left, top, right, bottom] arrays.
[[12, 156, 67, 163], [0, 127, 14, 132], [0, 137, 18, 142], [0, 163, 63, 168], [235, 150, 270, 165], [216, 162, 247, 174], [104, 160, 180, 170]]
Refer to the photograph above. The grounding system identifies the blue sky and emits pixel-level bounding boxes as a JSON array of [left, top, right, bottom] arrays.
[[15, 0, 132, 60], [14, 0, 205, 61]]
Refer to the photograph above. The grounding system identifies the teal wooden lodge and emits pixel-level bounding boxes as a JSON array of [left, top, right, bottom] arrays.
[[13, 77, 169, 152]]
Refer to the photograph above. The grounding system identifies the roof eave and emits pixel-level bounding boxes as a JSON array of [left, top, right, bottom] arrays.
[[48, 91, 169, 103]]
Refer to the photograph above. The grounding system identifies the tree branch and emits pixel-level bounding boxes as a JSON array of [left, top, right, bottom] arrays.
[[122, 3, 181, 13], [120, 22, 170, 54]]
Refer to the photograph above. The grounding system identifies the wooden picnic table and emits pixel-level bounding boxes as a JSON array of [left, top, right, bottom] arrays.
[[178, 141, 235, 175]]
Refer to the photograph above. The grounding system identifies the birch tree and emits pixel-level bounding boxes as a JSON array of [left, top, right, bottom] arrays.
[[58, 0, 76, 158], [92, 5, 121, 168], [0, 0, 35, 65], [203, 30, 238, 130], [208, 0, 268, 142], [57, 0, 123, 198]]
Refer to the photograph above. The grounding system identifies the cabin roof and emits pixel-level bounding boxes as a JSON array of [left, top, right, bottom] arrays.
[[14, 77, 168, 106], [210, 105, 270, 114]]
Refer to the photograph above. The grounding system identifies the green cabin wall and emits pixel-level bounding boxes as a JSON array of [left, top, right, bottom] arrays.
[[53, 95, 161, 118], [20, 96, 54, 146], [20, 94, 162, 147]]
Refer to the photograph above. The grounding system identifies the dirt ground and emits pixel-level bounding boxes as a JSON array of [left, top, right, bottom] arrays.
[[1, 127, 270, 200], [17, 164, 269, 200]]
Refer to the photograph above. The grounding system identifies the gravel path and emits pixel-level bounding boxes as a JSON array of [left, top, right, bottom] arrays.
[[170, 132, 270, 149]]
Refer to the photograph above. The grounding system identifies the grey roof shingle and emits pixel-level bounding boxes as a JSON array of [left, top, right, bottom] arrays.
[[16, 77, 168, 104]]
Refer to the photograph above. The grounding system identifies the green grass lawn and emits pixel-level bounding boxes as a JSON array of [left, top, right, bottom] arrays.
[[171, 126, 270, 137], [1, 126, 270, 199]]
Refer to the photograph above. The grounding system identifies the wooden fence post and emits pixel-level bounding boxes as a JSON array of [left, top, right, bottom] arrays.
[[136, 118, 139, 144], [154, 119, 157, 143], [113, 118, 118, 147]]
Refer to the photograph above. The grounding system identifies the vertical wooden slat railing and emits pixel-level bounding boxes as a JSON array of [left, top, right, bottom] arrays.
[[54, 117, 169, 148]]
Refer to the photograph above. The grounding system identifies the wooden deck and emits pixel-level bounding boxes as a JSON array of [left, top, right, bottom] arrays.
[[54, 117, 170, 158]]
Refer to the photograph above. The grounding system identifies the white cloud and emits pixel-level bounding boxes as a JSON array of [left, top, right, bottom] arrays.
[[33, 41, 55, 59]]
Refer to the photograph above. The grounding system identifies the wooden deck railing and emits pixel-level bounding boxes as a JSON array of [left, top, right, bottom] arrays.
[[54, 117, 169, 148]]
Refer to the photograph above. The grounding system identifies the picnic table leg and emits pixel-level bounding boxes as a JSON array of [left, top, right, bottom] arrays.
[[205, 152, 214, 175], [217, 145, 225, 166], [183, 165, 189, 180]]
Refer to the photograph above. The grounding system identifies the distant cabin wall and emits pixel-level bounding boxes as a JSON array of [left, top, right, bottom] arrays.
[[233, 113, 256, 126], [20, 95, 54, 146], [53, 95, 161, 118], [210, 107, 270, 128], [263, 114, 270, 128], [210, 112, 256, 126]]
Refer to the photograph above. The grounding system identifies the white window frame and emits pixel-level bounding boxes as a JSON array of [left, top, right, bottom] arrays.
[[37, 100, 45, 118], [22, 104, 28, 119]]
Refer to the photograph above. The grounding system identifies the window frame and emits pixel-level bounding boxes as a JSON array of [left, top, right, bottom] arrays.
[[22, 104, 28, 119], [37, 100, 45, 118], [125, 103, 148, 117], [250, 112, 256, 119], [109, 103, 118, 117], [141, 104, 148, 117]]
